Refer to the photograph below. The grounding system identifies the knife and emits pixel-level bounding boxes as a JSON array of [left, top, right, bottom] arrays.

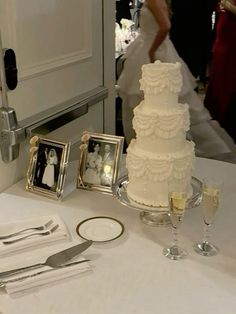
[[0, 240, 93, 278]]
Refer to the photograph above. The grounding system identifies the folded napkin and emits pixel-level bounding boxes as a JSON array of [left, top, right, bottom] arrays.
[[0, 242, 91, 294], [0, 215, 70, 257], [1, 257, 91, 295]]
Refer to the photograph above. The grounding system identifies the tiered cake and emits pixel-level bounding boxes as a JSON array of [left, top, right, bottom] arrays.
[[126, 61, 195, 207]]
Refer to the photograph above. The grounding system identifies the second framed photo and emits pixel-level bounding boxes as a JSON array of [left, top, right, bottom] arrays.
[[77, 132, 124, 193]]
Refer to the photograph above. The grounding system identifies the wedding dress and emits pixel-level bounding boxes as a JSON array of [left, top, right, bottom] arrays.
[[42, 155, 57, 188], [117, 4, 233, 157], [83, 152, 102, 185]]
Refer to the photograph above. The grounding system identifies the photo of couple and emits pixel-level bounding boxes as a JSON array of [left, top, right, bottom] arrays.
[[33, 143, 62, 192], [83, 142, 115, 187]]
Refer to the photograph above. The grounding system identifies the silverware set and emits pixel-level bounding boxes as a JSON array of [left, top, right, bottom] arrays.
[[0, 219, 59, 245]]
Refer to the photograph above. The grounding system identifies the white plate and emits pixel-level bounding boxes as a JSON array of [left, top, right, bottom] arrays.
[[76, 216, 124, 243]]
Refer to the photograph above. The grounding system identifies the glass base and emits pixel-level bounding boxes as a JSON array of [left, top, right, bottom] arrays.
[[140, 211, 171, 227], [163, 245, 188, 260], [193, 242, 219, 256]]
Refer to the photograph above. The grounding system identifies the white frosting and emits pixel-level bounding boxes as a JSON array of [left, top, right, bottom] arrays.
[[135, 134, 186, 155], [144, 93, 178, 110], [140, 61, 182, 110], [126, 141, 195, 207], [140, 61, 183, 95], [132, 101, 190, 154], [127, 140, 195, 182], [127, 177, 193, 207], [126, 61, 195, 208], [133, 102, 190, 140]]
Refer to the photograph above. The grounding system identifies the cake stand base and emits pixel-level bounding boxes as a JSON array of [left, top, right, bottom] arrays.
[[113, 176, 202, 228], [140, 211, 171, 227]]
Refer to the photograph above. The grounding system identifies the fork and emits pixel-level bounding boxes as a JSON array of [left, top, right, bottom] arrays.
[[0, 219, 54, 240], [2, 224, 59, 245]]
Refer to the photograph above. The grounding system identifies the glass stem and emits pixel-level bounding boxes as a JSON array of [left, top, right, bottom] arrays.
[[172, 226, 179, 247], [203, 223, 211, 243]]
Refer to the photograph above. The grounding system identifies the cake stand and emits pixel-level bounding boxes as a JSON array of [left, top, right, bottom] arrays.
[[113, 176, 203, 227]]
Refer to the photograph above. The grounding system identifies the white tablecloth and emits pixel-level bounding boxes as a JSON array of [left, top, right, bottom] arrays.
[[1, 157, 236, 314]]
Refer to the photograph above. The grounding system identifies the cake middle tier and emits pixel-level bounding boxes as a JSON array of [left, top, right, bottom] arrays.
[[133, 101, 190, 154]]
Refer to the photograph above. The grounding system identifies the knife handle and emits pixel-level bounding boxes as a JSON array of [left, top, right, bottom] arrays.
[[0, 262, 44, 278]]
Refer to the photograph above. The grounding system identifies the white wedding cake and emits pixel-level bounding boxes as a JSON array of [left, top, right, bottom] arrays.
[[126, 61, 195, 207]]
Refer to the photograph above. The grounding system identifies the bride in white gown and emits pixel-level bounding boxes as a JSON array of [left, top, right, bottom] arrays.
[[117, 0, 233, 157]]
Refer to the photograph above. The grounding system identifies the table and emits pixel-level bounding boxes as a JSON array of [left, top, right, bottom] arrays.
[[1, 157, 236, 314]]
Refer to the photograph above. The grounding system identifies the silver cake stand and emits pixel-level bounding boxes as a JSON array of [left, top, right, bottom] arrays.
[[113, 176, 203, 227]]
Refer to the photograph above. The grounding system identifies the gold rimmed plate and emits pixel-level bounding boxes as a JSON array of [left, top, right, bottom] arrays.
[[76, 216, 125, 243]]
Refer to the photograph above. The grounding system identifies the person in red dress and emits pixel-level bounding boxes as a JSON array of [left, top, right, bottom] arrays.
[[204, 0, 236, 142]]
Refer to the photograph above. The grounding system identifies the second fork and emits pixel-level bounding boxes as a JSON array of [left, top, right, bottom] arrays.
[[0, 219, 54, 240]]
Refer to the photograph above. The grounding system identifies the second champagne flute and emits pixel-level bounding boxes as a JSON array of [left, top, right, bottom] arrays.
[[163, 190, 188, 260], [193, 177, 221, 256]]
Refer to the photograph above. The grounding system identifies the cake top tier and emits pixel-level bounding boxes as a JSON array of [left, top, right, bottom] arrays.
[[140, 61, 183, 94]]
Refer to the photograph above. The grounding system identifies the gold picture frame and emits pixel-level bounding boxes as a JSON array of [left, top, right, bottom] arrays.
[[26, 136, 70, 199], [77, 132, 124, 194]]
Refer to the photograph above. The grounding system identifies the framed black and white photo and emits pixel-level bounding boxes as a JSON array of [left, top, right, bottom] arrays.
[[77, 132, 124, 193], [26, 136, 70, 199]]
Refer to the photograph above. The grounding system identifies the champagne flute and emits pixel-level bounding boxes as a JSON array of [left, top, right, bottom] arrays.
[[163, 190, 188, 260], [193, 177, 221, 256]]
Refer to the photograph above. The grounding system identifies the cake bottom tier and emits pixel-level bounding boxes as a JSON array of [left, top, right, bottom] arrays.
[[127, 177, 193, 208], [126, 140, 195, 208]]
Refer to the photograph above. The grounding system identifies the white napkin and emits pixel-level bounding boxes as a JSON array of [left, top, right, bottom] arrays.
[[2, 257, 91, 295], [0, 215, 70, 257]]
